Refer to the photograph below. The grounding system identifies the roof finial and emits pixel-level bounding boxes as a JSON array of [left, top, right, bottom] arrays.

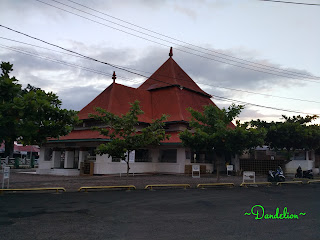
[[169, 47, 173, 57], [112, 71, 116, 83]]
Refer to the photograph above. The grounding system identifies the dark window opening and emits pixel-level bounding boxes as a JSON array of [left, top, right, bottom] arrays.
[[135, 149, 151, 162], [160, 149, 177, 163]]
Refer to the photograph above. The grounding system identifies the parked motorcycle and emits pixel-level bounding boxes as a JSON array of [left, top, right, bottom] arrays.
[[303, 169, 313, 179], [268, 166, 285, 182], [295, 166, 313, 179], [295, 165, 303, 178]]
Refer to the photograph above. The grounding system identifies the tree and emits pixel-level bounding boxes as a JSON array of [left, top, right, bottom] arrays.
[[179, 104, 266, 180], [90, 100, 170, 177], [0, 62, 79, 158], [251, 115, 320, 162]]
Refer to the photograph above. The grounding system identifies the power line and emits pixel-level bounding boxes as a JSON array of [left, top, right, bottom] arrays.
[[0, 37, 82, 58], [0, 25, 157, 85], [0, 44, 141, 84], [63, 0, 320, 80], [2, 36, 320, 104], [260, 0, 320, 6], [212, 95, 317, 115], [33, 0, 320, 81], [1, 42, 318, 116]]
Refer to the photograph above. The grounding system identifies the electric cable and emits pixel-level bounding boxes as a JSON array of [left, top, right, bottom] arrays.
[[2, 37, 320, 104], [32, 0, 320, 81], [260, 0, 320, 6], [1, 43, 318, 115], [60, 0, 320, 80]]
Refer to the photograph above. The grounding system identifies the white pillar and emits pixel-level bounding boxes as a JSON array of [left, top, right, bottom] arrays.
[[52, 150, 61, 168], [177, 148, 185, 173], [78, 150, 88, 169], [233, 155, 240, 173], [64, 150, 74, 169], [306, 151, 309, 161], [37, 147, 52, 170]]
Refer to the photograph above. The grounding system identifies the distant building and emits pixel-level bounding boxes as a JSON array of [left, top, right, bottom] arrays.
[[0, 142, 39, 166], [239, 147, 319, 175], [36, 48, 236, 176]]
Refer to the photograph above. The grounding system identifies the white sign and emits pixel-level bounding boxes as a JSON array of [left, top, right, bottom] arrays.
[[192, 165, 200, 171], [129, 150, 135, 162], [226, 165, 233, 171], [192, 165, 200, 178], [226, 165, 233, 176], [3, 167, 10, 179], [2, 166, 10, 189], [242, 171, 255, 183]]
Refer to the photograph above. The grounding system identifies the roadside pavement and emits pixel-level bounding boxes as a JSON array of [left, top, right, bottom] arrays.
[[1, 168, 318, 192]]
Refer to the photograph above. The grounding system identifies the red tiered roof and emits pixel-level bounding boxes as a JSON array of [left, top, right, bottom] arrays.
[[78, 83, 152, 122], [138, 57, 211, 97], [54, 49, 229, 142]]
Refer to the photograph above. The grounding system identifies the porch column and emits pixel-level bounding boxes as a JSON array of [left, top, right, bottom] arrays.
[[37, 147, 52, 170], [52, 150, 61, 168], [150, 149, 159, 163], [233, 155, 240, 173], [306, 151, 309, 161], [78, 148, 88, 170], [64, 149, 74, 169]]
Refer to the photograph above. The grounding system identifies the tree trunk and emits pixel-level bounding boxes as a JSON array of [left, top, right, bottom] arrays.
[[4, 139, 14, 158], [215, 151, 224, 183]]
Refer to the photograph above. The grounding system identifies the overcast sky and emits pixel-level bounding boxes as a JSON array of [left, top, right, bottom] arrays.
[[0, 0, 319, 123]]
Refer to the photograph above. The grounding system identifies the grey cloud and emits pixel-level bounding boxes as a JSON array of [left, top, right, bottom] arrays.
[[173, 5, 197, 20], [0, 43, 315, 114], [59, 86, 101, 111]]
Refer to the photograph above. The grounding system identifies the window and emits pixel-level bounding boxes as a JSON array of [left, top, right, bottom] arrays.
[[160, 149, 177, 163], [112, 157, 121, 162], [293, 151, 306, 160], [191, 151, 214, 163], [44, 148, 53, 161], [185, 150, 191, 160], [135, 149, 151, 162]]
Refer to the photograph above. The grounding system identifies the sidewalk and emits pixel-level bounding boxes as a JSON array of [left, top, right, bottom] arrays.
[[1, 169, 290, 192]]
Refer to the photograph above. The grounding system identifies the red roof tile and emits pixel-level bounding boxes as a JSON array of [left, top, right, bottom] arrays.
[[0, 143, 40, 153], [138, 57, 211, 97], [55, 51, 234, 142], [52, 129, 181, 143], [54, 129, 108, 140], [78, 83, 152, 122]]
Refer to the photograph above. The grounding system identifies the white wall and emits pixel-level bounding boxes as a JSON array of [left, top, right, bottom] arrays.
[[37, 148, 52, 169], [285, 160, 314, 174], [285, 150, 315, 174], [93, 147, 188, 174]]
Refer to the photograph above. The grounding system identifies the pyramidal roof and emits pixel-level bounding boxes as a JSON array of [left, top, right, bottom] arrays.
[[77, 48, 215, 123], [138, 48, 211, 97], [78, 82, 152, 122]]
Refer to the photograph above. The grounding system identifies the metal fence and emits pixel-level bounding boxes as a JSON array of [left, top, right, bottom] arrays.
[[239, 158, 286, 175]]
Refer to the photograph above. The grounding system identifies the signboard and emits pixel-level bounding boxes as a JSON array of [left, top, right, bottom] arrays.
[[226, 165, 233, 176], [129, 150, 135, 163], [2, 167, 10, 189], [192, 165, 200, 171], [226, 165, 233, 171], [242, 171, 255, 183], [3, 167, 10, 179], [192, 164, 200, 178]]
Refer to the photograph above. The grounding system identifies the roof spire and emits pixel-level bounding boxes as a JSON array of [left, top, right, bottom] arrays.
[[169, 47, 173, 57], [112, 71, 116, 83]]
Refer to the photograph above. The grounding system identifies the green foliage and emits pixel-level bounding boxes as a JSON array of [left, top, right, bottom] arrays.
[[0, 61, 79, 157], [90, 100, 170, 175], [180, 104, 266, 156], [251, 115, 320, 160]]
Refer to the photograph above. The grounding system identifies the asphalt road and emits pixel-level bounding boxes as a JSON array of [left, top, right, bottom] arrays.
[[0, 184, 319, 240]]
